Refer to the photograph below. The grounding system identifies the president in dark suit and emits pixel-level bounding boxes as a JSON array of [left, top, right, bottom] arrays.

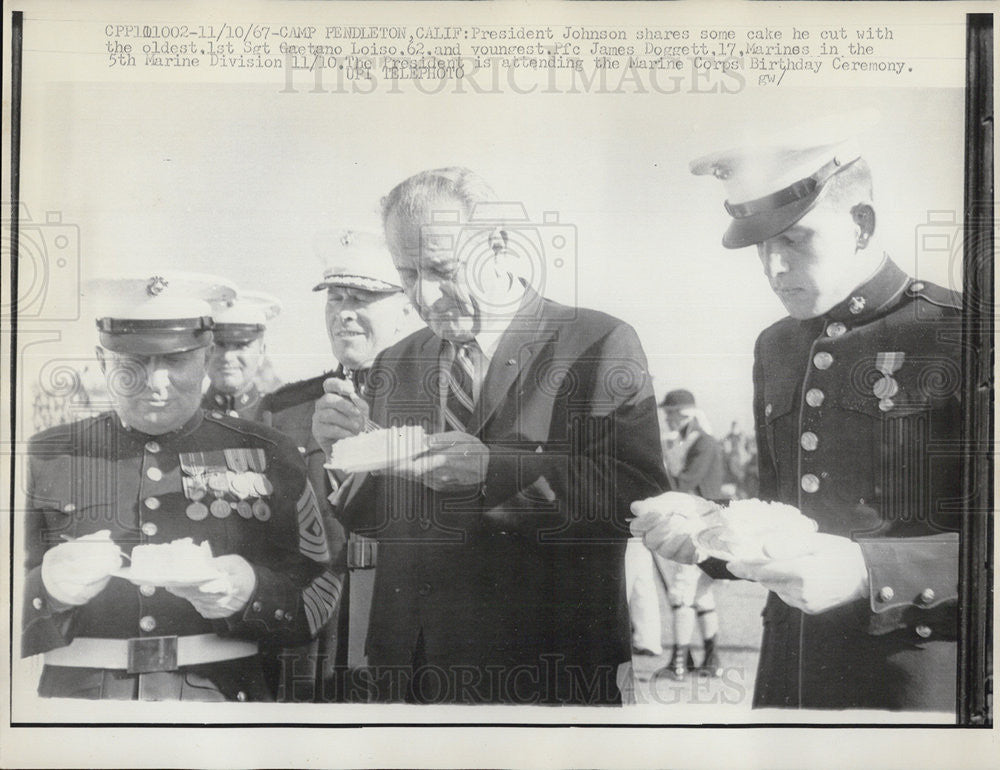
[[313, 168, 667, 705]]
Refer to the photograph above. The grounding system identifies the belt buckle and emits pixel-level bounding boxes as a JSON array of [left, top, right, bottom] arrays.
[[127, 636, 178, 674]]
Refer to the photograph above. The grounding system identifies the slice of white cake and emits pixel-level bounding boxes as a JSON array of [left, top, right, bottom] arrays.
[[127, 538, 217, 583], [695, 499, 817, 561], [325, 425, 430, 474]]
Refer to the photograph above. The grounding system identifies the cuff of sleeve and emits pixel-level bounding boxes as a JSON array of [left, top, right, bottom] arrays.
[[218, 565, 299, 637], [22, 567, 75, 656], [859, 534, 959, 637], [698, 557, 737, 580]]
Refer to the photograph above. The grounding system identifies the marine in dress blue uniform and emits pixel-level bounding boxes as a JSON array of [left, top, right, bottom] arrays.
[[691, 116, 962, 712], [633, 115, 961, 713], [21, 273, 340, 701], [260, 229, 418, 700], [745, 260, 961, 710], [202, 290, 282, 422]]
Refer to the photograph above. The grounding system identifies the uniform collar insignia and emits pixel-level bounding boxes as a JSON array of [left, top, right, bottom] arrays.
[[826, 257, 910, 323]]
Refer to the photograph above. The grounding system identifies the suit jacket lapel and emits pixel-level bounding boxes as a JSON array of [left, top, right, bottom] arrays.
[[468, 288, 559, 435]]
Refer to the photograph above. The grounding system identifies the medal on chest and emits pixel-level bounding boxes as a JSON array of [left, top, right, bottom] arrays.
[[874, 351, 905, 412]]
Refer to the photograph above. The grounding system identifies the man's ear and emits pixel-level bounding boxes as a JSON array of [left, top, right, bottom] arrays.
[[95, 346, 108, 374], [851, 204, 876, 247]]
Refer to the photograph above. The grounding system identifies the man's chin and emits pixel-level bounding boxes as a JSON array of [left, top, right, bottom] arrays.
[[333, 341, 373, 371], [779, 297, 823, 320], [127, 413, 187, 435], [213, 374, 245, 392]]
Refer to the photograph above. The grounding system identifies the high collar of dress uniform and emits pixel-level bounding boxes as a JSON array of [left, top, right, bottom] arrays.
[[207, 384, 261, 412], [118, 408, 204, 443], [824, 256, 910, 324], [335, 363, 372, 398]]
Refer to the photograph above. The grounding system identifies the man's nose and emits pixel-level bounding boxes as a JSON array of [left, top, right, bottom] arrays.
[[414, 276, 442, 308], [763, 249, 789, 279], [146, 362, 171, 391]]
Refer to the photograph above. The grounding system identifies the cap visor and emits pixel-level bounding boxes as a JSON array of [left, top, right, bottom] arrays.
[[212, 325, 263, 345], [99, 330, 214, 355], [722, 192, 821, 249], [313, 277, 402, 293]]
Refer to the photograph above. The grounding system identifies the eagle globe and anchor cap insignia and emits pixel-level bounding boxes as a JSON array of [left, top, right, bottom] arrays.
[[146, 276, 169, 296]]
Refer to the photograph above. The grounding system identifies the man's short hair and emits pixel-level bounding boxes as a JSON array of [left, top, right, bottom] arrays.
[[818, 157, 874, 211], [381, 167, 497, 225]]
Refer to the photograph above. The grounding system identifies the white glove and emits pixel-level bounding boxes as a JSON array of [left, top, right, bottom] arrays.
[[729, 533, 870, 615], [629, 492, 718, 565], [166, 554, 257, 619], [41, 529, 123, 606]]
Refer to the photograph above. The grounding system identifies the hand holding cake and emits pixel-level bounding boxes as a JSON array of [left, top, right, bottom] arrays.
[[40, 530, 123, 607]]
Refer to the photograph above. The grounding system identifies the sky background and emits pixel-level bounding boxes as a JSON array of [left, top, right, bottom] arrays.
[[17, 71, 965, 437]]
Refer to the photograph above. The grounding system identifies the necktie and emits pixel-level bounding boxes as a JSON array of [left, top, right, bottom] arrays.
[[442, 340, 480, 432]]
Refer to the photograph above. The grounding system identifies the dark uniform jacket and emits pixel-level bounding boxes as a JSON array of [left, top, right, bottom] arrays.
[[260, 370, 350, 699], [672, 429, 725, 499], [261, 371, 339, 528], [22, 409, 341, 701], [202, 385, 265, 422], [341, 289, 668, 704], [751, 258, 961, 711]]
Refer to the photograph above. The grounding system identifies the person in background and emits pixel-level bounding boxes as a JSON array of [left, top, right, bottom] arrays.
[[260, 229, 421, 701], [656, 389, 726, 680], [632, 115, 962, 711], [21, 273, 339, 701], [628, 389, 726, 679], [203, 290, 283, 422]]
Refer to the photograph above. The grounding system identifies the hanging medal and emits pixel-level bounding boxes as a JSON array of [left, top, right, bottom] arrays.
[[229, 470, 254, 518], [247, 470, 272, 521], [180, 452, 211, 520], [874, 352, 905, 412], [181, 473, 209, 520], [250, 472, 274, 497], [252, 498, 271, 521], [207, 470, 231, 518]]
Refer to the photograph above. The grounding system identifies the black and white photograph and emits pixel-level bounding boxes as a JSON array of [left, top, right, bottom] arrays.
[[1, 0, 994, 767]]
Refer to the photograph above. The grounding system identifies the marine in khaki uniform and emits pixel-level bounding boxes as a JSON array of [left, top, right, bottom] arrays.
[[203, 290, 282, 422], [260, 229, 419, 700], [21, 273, 341, 701], [632, 116, 962, 712]]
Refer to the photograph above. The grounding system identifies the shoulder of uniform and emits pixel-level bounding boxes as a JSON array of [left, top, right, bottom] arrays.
[[904, 279, 962, 312], [202, 410, 288, 447], [262, 373, 333, 412], [374, 327, 437, 367], [757, 316, 800, 347], [28, 412, 114, 452]]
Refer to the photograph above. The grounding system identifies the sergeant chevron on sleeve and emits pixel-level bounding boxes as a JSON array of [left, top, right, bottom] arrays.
[[21, 272, 341, 702]]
